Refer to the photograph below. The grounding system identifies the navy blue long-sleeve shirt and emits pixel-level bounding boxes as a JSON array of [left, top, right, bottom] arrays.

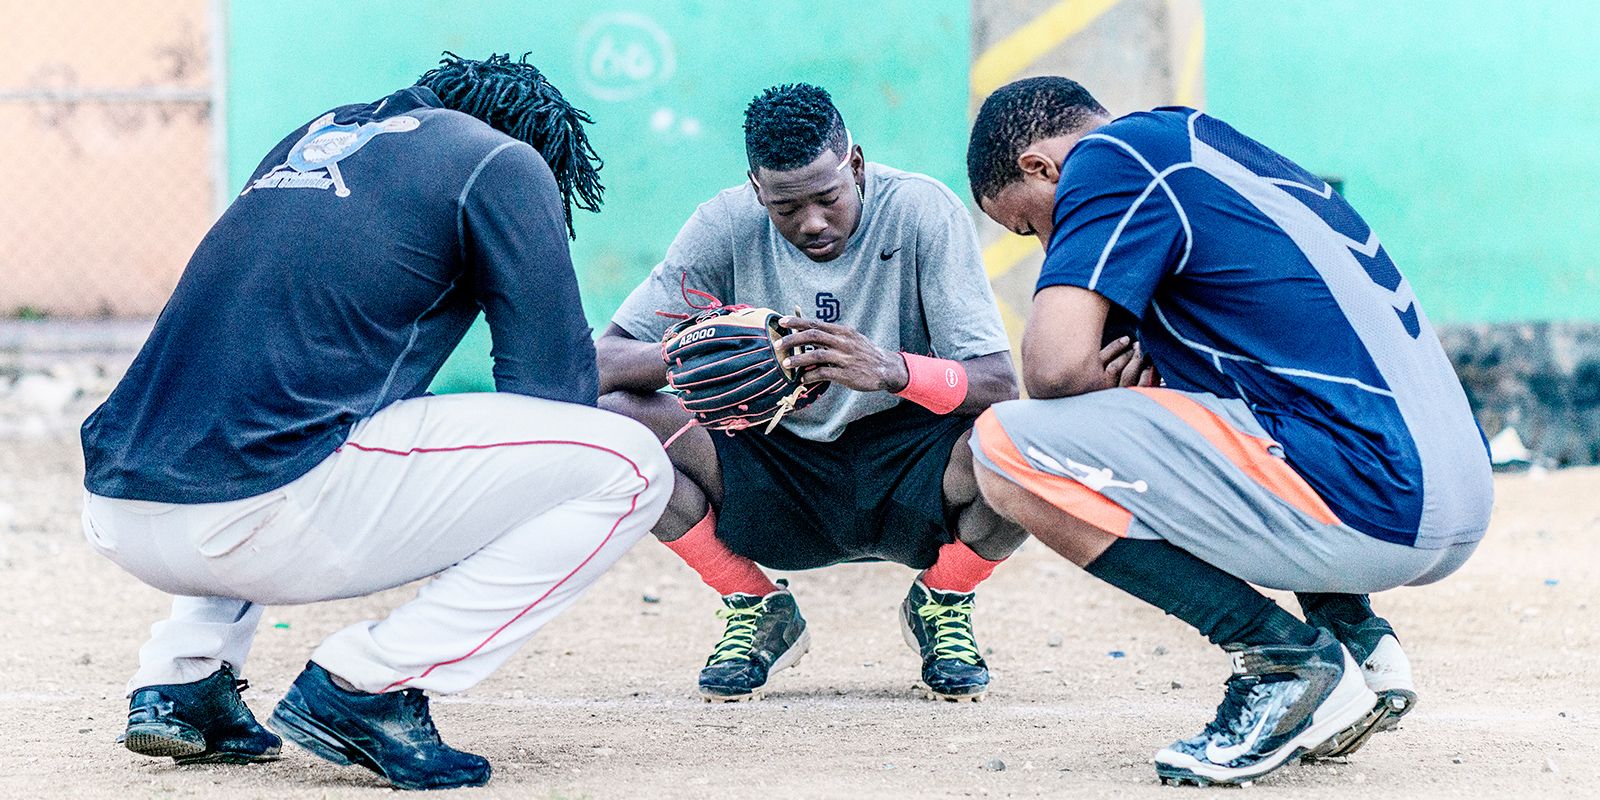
[[82, 86, 598, 503]]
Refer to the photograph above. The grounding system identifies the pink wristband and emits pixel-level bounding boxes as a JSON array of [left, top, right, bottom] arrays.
[[895, 353, 968, 414]]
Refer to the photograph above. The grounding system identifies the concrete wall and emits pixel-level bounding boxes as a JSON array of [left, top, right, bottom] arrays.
[[1205, 0, 1600, 324], [225, 0, 972, 389], [969, 0, 1205, 352]]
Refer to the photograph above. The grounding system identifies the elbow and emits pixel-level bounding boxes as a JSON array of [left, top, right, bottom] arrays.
[[958, 354, 1020, 409], [593, 343, 621, 394], [1022, 358, 1104, 400], [594, 336, 632, 395], [987, 359, 1021, 403], [595, 329, 667, 394]]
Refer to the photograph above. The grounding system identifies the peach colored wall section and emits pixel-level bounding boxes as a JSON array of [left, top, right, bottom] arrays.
[[0, 0, 213, 317]]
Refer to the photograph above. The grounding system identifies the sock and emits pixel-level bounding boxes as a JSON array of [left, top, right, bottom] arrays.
[[1297, 592, 1394, 640], [327, 670, 366, 694], [662, 508, 779, 597], [1084, 538, 1319, 648], [921, 540, 1003, 594]]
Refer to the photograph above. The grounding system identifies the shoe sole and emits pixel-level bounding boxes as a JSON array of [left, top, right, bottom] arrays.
[[915, 682, 987, 703], [699, 627, 812, 703], [268, 701, 489, 790], [899, 603, 989, 703], [123, 726, 207, 760], [1156, 652, 1376, 786], [174, 746, 283, 766], [268, 702, 384, 774], [1302, 689, 1418, 762]]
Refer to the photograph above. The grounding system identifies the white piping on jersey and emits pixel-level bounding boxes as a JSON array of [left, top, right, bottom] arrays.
[[1260, 178, 1395, 261], [1259, 176, 1419, 313], [1077, 133, 1196, 278], [1189, 132, 1491, 546], [368, 140, 519, 416], [1265, 176, 1334, 199], [1151, 300, 1397, 398], [369, 277, 461, 416], [456, 141, 521, 261]]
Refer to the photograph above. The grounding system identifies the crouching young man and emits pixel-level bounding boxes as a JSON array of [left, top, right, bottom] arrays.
[[964, 77, 1491, 785], [79, 55, 670, 790], [598, 84, 1025, 702]]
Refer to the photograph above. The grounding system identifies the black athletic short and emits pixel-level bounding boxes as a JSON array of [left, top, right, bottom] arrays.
[[711, 401, 974, 571]]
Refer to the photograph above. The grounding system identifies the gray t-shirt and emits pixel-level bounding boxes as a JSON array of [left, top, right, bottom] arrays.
[[613, 162, 1010, 441]]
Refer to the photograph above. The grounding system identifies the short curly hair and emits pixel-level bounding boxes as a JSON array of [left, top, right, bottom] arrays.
[[967, 77, 1107, 203], [743, 83, 850, 173]]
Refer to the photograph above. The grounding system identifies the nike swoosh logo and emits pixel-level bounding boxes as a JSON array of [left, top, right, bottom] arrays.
[[880, 247, 902, 261], [1205, 709, 1273, 765]]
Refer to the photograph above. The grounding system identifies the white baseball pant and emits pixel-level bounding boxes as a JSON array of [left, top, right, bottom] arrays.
[[82, 392, 671, 695]]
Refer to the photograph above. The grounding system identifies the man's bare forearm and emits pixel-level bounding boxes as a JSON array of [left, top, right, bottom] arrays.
[[596, 324, 668, 395], [954, 351, 1020, 414]]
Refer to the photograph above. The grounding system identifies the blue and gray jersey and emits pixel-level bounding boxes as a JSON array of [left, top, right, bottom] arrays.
[[1039, 108, 1491, 548]]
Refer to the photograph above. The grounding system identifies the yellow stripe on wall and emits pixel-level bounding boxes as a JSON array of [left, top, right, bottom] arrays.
[[983, 233, 1041, 280], [970, 0, 1126, 97], [994, 294, 1027, 347]]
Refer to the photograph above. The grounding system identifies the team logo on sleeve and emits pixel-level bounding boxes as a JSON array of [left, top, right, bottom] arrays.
[[242, 112, 420, 198], [815, 292, 841, 322]]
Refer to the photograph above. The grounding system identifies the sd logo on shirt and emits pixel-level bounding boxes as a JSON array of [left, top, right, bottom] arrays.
[[815, 292, 841, 323]]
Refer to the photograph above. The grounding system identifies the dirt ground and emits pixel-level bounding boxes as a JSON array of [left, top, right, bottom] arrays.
[[1, 398, 1596, 799]]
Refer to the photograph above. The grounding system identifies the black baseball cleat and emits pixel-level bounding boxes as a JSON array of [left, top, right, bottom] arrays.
[[698, 580, 810, 702], [121, 664, 281, 765], [1303, 618, 1418, 760], [900, 579, 990, 701], [1154, 630, 1376, 786], [267, 662, 491, 791]]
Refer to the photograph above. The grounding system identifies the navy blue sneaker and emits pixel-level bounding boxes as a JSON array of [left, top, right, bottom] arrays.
[[900, 579, 989, 701], [1155, 630, 1375, 786], [121, 665, 281, 765], [698, 581, 810, 702], [267, 662, 490, 790]]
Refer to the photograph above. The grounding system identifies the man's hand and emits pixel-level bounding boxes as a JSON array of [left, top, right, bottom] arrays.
[[774, 318, 911, 392], [1099, 336, 1159, 388]]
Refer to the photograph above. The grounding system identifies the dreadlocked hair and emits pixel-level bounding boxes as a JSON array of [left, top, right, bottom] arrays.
[[417, 52, 603, 238], [743, 83, 849, 173]]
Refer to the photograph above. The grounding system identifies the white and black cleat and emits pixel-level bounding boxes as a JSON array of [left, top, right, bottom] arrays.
[[1304, 633, 1417, 760], [1153, 630, 1376, 786]]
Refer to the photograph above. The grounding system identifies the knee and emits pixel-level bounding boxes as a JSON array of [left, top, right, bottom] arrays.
[[941, 430, 980, 507], [597, 389, 649, 419], [556, 403, 675, 506], [973, 461, 1028, 522], [599, 390, 690, 444], [954, 495, 1030, 560], [599, 412, 674, 488], [598, 420, 675, 531]]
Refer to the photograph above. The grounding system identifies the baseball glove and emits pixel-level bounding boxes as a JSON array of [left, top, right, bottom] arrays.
[[661, 305, 827, 433]]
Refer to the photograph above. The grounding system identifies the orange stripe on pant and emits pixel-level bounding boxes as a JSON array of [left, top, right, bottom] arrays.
[[974, 409, 1134, 536], [1129, 387, 1340, 525]]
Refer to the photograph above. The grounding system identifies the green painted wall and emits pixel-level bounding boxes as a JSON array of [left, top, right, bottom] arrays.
[[1205, 0, 1600, 323], [226, 0, 971, 390]]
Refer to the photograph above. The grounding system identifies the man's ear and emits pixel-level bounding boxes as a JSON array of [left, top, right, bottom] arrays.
[[1017, 148, 1062, 184], [849, 145, 865, 184], [748, 170, 767, 207]]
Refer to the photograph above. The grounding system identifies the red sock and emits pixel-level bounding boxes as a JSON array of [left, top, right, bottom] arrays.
[[662, 508, 778, 597], [921, 540, 1003, 594]]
